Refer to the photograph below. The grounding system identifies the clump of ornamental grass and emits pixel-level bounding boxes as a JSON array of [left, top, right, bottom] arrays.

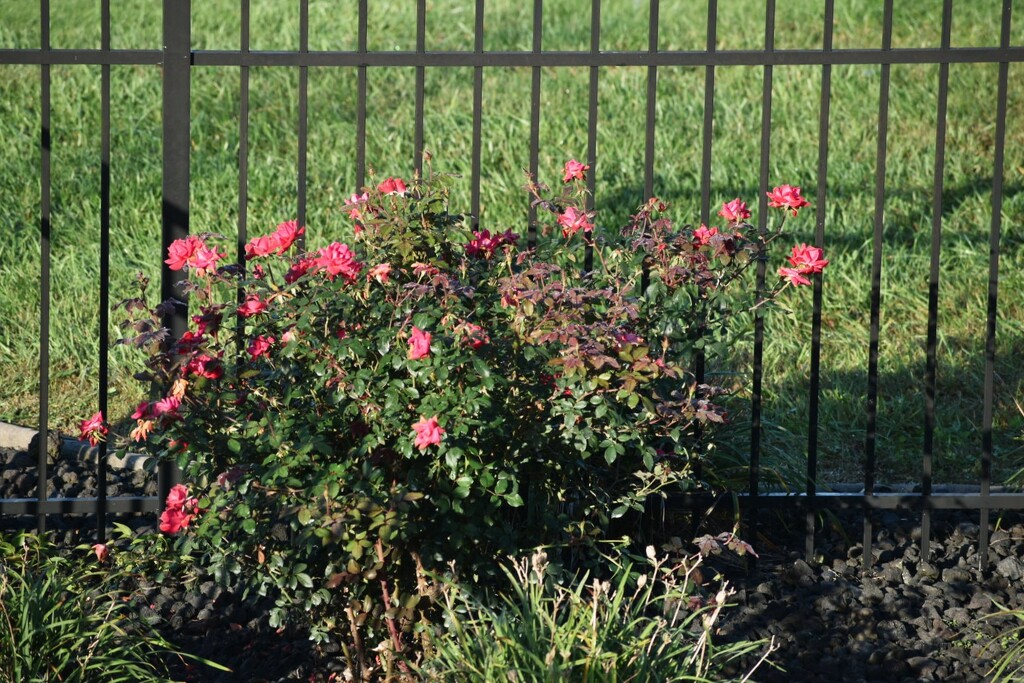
[[83, 158, 822, 675], [418, 537, 774, 682], [0, 532, 222, 683], [981, 603, 1024, 682]]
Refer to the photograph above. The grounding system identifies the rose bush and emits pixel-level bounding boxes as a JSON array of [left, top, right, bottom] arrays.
[[110, 161, 823, 669]]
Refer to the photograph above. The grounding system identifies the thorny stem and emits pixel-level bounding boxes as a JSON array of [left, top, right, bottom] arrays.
[[375, 539, 409, 672], [344, 605, 367, 680]]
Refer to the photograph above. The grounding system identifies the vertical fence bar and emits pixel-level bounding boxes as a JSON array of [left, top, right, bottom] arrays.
[[527, 0, 542, 247], [356, 0, 367, 189], [979, 0, 1013, 571], [234, 0, 250, 359], [585, 0, 600, 273], [638, 0, 658, 296], [37, 0, 51, 533], [698, 0, 716, 230], [238, 0, 250, 262], [297, 0, 309, 234], [921, 0, 954, 561], [642, 0, 658, 202], [160, 0, 190, 505], [691, 0, 717, 538], [805, 0, 835, 562], [470, 0, 484, 228], [97, 0, 112, 537], [864, 0, 894, 570], [748, 0, 776, 547], [414, 0, 425, 177]]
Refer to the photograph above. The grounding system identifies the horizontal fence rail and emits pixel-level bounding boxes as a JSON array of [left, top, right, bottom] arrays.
[[1, 0, 1021, 571], [3, 46, 1023, 67]]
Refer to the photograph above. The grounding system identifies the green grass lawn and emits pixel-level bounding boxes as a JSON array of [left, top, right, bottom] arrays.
[[1, 0, 1022, 487]]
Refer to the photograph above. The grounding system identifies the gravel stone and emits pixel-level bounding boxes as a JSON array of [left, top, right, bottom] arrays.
[[995, 555, 1024, 581], [717, 509, 1024, 682]]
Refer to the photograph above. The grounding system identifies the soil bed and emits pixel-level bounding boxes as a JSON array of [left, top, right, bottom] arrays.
[[3, 441, 1022, 682]]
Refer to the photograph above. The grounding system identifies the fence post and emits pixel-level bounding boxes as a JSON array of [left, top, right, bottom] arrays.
[[159, 0, 190, 506]]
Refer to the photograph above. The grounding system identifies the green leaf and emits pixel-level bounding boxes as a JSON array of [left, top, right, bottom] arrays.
[[453, 476, 473, 499], [643, 450, 655, 470], [227, 438, 242, 454], [297, 507, 312, 525], [242, 518, 256, 534]]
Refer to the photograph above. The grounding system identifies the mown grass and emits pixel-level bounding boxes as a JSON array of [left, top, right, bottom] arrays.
[[1, 0, 1022, 486]]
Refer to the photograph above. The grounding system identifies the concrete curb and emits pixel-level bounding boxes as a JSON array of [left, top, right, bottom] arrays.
[[0, 421, 154, 472]]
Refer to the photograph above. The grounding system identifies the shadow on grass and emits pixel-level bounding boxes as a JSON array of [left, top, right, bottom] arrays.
[[707, 332, 1024, 493]]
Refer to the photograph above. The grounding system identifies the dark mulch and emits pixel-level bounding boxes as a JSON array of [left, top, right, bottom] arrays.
[[714, 509, 1024, 682], [3, 440, 1023, 682]]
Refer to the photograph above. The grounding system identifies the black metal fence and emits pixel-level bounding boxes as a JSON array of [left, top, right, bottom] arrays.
[[2, 0, 1023, 569]]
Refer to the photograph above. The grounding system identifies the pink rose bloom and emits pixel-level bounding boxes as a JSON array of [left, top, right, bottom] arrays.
[[692, 225, 719, 247], [345, 192, 370, 220], [159, 508, 190, 534], [766, 185, 811, 216], [91, 543, 109, 562], [79, 411, 108, 447], [465, 229, 518, 258], [159, 485, 200, 535], [718, 198, 751, 223], [281, 328, 298, 343], [237, 294, 268, 318], [247, 335, 275, 358], [244, 234, 276, 259], [787, 243, 829, 275], [408, 327, 431, 360], [269, 220, 304, 254], [165, 483, 191, 511], [246, 220, 305, 258], [184, 354, 223, 380], [377, 177, 407, 196], [131, 401, 153, 420], [412, 415, 444, 451], [314, 242, 363, 283], [367, 263, 392, 284], [284, 257, 316, 284], [557, 207, 594, 238], [153, 395, 182, 420], [562, 159, 589, 183], [190, 245, 225, 275], [778, 267, 812, 287], [164, 235, 204, 271]]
